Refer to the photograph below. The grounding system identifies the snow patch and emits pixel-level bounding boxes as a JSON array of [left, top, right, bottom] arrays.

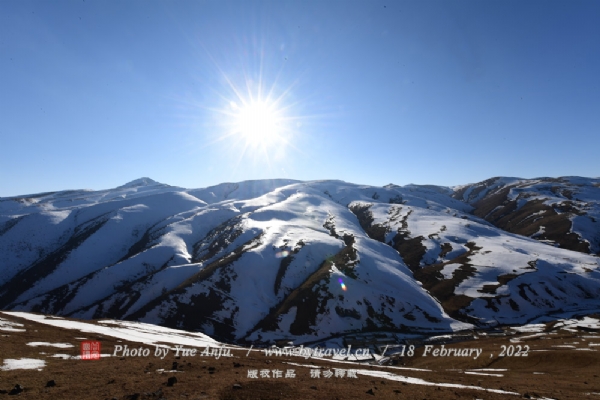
[[0, 358, 45, 371]]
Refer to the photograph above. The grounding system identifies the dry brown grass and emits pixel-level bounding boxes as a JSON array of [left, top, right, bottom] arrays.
[[1, 312, 600, 399]]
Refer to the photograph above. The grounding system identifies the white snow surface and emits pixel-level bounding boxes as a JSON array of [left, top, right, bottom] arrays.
[[0, 316, 25, 332], [0, 358, 46, 371], [2, 312, 224, 348], [27, 341, 74, 348]]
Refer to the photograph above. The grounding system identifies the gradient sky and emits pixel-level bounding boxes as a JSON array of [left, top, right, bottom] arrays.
[[1, 0, 599, 197]]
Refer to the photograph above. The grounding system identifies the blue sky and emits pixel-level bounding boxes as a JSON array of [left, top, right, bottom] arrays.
[[1, 0, 599, 197]]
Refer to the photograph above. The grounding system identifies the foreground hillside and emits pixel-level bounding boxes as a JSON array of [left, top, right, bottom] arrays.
[[0, 177, 599, 345], [1, 311, 599, 399]]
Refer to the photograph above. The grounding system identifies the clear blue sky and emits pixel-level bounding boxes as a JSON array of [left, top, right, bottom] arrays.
[[1, 0, 599, 197]]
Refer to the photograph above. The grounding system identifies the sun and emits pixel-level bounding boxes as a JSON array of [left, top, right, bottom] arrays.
[[190, 49, 315, 170], [232, 100, 281, 147], [183, 33, 334, 174]]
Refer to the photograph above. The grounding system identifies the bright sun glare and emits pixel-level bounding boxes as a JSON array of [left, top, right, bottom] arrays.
[[232, 100, 280, 147], [196, 53, 312, 170]]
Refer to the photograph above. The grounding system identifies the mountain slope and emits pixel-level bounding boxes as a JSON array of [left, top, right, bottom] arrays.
[[1, 177, 599, 344], [453, 176, 600, 254]]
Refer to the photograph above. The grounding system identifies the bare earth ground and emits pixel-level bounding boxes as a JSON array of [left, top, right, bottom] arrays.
[[1, 312, 599, 399]]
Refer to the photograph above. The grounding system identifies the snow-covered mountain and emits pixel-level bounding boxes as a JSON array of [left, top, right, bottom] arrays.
[[1, 177, 599, 344], [453, 176, 600, 254]]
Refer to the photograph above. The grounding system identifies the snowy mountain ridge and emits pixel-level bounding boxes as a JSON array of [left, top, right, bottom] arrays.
[[1, 177, 599, 344]]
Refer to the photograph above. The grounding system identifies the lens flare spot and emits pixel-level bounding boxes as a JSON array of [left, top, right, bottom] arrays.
[[338, 278, 347, 291]]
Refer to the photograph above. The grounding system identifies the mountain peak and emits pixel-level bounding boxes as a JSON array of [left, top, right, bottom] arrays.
[[118, 177, 162, 188]]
